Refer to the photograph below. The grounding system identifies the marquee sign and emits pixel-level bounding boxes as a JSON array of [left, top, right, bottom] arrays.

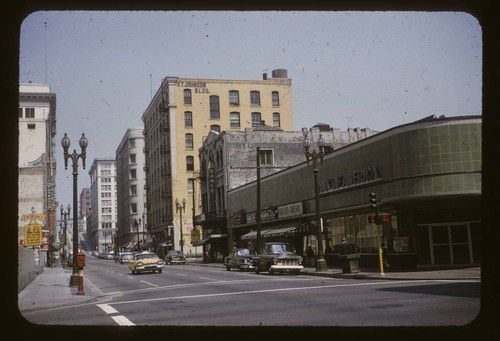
[[21, 212, 46, 247]]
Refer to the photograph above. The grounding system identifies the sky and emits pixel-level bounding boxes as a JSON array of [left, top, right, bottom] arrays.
[[18, 10, 482, 209]]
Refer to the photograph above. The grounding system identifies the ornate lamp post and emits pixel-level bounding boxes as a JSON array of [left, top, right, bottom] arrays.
[[61, 132, 87, 286], [175, 198, 186, 252], [303, 134, 328, 271], [60, 204, 71, 268]]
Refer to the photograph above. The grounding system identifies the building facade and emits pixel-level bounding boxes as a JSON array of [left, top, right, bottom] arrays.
[[227, 116, 481, 268], [79, 188, 91, 232], [141, 69, 294, 258], [196, 124, 378, 261], [116, 128, 148, 251], [88, 158, 117, 253], [18, 83, 57, 291]]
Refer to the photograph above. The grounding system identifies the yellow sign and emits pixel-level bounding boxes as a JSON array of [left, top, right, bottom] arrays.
[[24, 224, 43, 246], [21, 213, 46, 222], [191, 229, 201, 243]]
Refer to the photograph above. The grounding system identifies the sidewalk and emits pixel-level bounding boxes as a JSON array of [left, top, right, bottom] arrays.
[[18, 266, 101, 313], [18, 261, 480, 313]]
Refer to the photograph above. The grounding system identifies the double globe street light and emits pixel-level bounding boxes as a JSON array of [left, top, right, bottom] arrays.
[[61, 132, 87, 286], [303, 134, 328, 271]]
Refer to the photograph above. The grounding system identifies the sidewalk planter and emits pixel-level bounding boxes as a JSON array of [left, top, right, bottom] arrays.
[[338, 254, 360, 273]]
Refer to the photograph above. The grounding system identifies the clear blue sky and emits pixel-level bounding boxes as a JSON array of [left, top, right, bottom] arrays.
[[19, 11, 482, 208]]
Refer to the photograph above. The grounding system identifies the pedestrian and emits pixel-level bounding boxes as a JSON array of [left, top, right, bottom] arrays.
[[341, 237, 346, 244], [306, 246, 315, 267], [381, 243, 390, 269]]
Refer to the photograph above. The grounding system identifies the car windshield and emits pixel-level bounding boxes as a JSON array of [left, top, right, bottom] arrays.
[[169, 251, 183, 256], [135, 254, 158, 260], [122, 254, 133, 259], [267, 244, 295, 253], [237, 249, 251, 256]]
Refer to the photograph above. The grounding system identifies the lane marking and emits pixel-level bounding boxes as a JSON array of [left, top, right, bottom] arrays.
[[127, 276, 134, 279], [111, 315, 136, 326], [140, 280, 159, 287], [177, 273, 187, 276], [97, 304, 119, 314], [109, 280, 433, 306]]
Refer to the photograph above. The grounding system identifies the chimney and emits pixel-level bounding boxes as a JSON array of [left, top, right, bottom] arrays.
[[263, 73, 268, 80]]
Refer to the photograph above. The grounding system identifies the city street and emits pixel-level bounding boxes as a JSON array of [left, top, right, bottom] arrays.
[[21, 254, 480, 327]]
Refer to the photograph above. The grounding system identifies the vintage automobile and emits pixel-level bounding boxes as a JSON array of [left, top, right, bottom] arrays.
[[165, 250, 186, 265], [119, 252, 135, 264], [129, 251, 165, 274], [253, 242, 303, 275], [224, 248, 256, 271]]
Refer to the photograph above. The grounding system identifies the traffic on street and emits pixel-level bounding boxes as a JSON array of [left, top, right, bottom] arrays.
[[20, 249, 480, 327]]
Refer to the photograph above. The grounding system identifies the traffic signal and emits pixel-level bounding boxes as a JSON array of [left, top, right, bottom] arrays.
[[368, 192, 377, 211]]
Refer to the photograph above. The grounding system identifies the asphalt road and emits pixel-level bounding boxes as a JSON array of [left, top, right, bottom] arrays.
[[21, 255, 480, 327]]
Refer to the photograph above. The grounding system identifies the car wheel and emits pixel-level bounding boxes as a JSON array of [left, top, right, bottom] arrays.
[[255, 266, 260, 274], [269, 267, 274, 275], [131, 270, 136, 275], [226, 265, 231, 271], [158, 269, 162, 273]]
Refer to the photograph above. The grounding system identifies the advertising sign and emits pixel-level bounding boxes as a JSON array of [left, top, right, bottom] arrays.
[[24, 224, 43, 246]]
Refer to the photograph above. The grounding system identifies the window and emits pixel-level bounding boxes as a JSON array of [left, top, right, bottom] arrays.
[[273, 113, 281, 127], [259, 149, 273, 166], [131, 203, 137, 214], [130, 169, 137, 179], [130, 184, 137, 195], [184, 111, 193, 127], [130, 154, 136, 164], [19, 108, 23, 118], [27, 124, 36, 130], [210, 125, 220, 132], [230, 112, 240, 128], [184, 89, 192, 104], [209, 95, 220, 118], [129, 138, 136, 148], [188, 179, 194, 194], [186, 156, 194, 171], [229, 90, 239, 105], [272, 91, 280, 106], [25, 108, 35, 118], [250, 91, 260, 106], [251, 112, 261, 127], [102, 207, 112, 213], [185, 133, 193, 149]]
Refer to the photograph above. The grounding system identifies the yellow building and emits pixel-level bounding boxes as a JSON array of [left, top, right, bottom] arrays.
[[142, 69, 294, 257]]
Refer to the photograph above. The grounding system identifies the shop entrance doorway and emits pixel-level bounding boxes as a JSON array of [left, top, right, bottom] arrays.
[[417, 222, 480, 266]]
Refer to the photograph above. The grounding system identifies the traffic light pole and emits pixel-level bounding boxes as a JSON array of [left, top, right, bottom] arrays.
[[369, 192, 385, 276]]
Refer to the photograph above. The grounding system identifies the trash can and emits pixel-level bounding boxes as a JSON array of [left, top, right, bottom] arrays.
[[338, 254, 360, 273]]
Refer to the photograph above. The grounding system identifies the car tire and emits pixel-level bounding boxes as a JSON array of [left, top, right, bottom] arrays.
[[158, 269, 162, 273], [131, 270, 136, 275], [226, 265, 231, 271]]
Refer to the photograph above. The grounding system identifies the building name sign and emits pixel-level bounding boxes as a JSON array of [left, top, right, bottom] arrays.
[[320, 166, 383, 194], [246, 208, 277, 224], [278, 202, 303, 219], [176, 81, 210, 94]]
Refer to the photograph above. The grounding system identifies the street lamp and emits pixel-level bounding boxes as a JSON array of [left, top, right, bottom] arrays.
[[134, 218, 141, 251], [60, 204, 71, 268], [61, 132, 87, 286], [303, 134, 328, 271], [175, 198, 186, 252]]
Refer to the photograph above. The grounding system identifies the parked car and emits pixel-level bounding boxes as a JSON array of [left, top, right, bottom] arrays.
[[92, 251, 99, 257], [119, 252, 135, 264], [98, 252, 114, 260], [224, 248, 256, 271], [165, 250, 186, 265], [129, 251, 165, 274], [253, 242, 303, 275]]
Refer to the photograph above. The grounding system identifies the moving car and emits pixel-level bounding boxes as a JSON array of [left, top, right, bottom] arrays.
[[118, 252, 135, 264], [224, 248, 256, 271], [253, 242, 303, 275], [165, 250, 186, 265], [129, 251, 165, 274]]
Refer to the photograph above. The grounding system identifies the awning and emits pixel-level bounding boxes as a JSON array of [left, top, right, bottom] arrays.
[[240, 221, 307, 240], [192, 237, 209, 246]]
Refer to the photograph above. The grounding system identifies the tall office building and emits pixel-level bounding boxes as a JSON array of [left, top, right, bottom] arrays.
[[116, 128, 147, 250], [142, 69, 293, 257], [88, 158, 117, 253]]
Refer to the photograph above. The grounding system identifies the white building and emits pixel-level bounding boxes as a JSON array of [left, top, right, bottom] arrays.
[[116, 128, 148, 251], [18, 83, 57, 291], [88, 158, 117, 253]]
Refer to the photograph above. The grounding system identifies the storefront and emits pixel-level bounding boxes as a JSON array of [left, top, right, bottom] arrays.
[[227, 116, 481, 268]]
